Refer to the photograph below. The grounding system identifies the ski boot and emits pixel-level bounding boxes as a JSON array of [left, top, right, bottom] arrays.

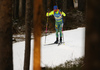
[[60, 37, 62, 43], [54, 37, 58, 44]]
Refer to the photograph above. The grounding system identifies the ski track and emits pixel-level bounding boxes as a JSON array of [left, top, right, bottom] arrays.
[[13, 27, 85, 70]]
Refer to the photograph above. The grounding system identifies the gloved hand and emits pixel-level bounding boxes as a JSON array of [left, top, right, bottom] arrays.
[[46, 12, 49, 16]]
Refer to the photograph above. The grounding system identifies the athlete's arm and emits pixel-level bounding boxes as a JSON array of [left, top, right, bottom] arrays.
[[46, 11, 54, 16], [61, 11, 66, 16]]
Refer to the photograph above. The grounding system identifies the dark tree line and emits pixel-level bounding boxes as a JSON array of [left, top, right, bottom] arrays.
[[12, 0, 86, 22], [12, 0, 86, 34]]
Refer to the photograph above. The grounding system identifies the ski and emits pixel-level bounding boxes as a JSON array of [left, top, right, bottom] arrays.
[[44, 43, 57, 46], [44, 42, 65, 46], [58, 43, 61, 46], [58, 42, 65, 46]]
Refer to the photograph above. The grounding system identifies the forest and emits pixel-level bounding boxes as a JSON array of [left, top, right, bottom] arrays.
[[12, 0, 86, 35], [0, 0, 100, 70]]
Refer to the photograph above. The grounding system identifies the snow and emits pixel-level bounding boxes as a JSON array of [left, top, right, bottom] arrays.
[[13, 27, 85, 70]]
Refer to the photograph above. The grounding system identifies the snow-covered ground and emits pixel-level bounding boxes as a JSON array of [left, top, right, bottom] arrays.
[[13, 27, 85, 70]]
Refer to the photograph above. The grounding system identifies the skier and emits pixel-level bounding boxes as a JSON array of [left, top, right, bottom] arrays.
[[46, 5, 66, 44]]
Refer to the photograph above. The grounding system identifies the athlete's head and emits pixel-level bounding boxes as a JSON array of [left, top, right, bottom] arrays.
[[53, 5, 58, 11]]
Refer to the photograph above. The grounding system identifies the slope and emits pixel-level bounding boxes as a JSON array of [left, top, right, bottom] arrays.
[[13, 27, 85, 70]]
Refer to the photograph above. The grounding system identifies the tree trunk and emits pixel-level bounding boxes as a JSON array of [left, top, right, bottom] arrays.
[[47, 0, 51, 7], [19, 0, 26, 20], [0, 0, 13, 70], [62, 0, 67, 30], [43, 0, 47, 13], [62, 0, 67, 12], [13, 0, 19, 20], [47, 0, 52, 10], [19, 0, 26, 32], [84, 0, 100, 70], [19, 0, 23, 18], [24, 0, 33, 70], [67, 0, 74, 9], [50, 0, 54, 10], [56, 0, 63, 10], [19, 0, 25, 17], [78, 0, 86, 11], [49, 0, 63, 10], [33, 0, 43, 70]]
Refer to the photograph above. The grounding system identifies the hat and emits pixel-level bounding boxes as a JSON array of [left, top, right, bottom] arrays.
[[53, 5, 58, 10]]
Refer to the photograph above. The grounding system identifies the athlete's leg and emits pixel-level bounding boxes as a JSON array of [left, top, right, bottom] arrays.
[[54, 22, 58, 43], [55, 23, 58, 37], [59, 22, 63, 43], [59, 23, 63, 38]]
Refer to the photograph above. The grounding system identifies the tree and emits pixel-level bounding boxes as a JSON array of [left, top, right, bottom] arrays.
[[47, 0, 52, 10], [33, 0, 43, 70], [19, 0, 26, 30], [84, 0, 100, 70], [13, 0, 19, 20], [43, 0, 47, 13], [67, 0, 74, 9], [62, 0, 67, 30], [19, 0, 25, 18], [49, 0, 63, 10], [0, 0, 13, 70], [24, 0, 33, 70], [56, 0, 63, 10], [78, 0, 86, 11]]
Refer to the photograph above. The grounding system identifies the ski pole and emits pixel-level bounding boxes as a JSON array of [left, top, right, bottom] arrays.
[[62, 27, 65, 44], [45, 16, 48, 43], [45, 9, 49, 43], [61, 16, 65, 44]]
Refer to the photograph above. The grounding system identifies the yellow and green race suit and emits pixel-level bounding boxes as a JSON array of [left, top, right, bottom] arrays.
[[46, 9, 66, 37]]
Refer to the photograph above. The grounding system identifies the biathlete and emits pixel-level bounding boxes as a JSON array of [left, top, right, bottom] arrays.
[[46, 5, 66, 44]]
